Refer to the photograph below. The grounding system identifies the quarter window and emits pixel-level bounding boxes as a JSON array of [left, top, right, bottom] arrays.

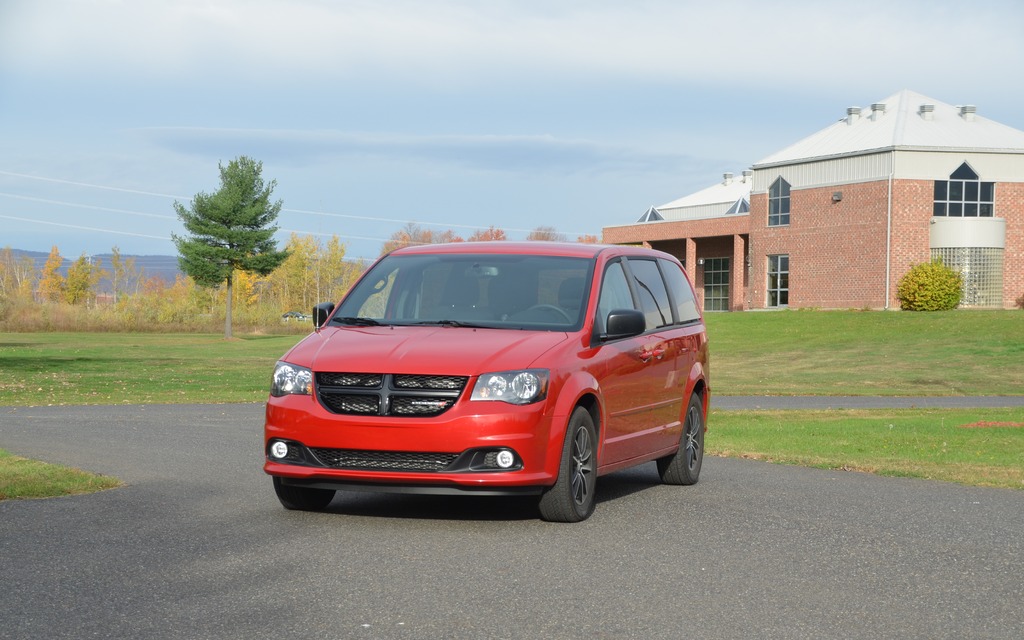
[[933, 162, 994, 217], [658, 258, 701, 323], [767, 255, 789, 308], [628, 259, 673, 329], [768, 178, 790, 226]]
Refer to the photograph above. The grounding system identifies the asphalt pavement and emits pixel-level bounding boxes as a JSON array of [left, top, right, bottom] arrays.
[[1, 403, 1022, 639]]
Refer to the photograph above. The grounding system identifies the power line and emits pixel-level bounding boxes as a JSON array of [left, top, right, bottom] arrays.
[[0, 192, 177, 220], [0, 169, 592, 236], [0, 214, 172, 240]]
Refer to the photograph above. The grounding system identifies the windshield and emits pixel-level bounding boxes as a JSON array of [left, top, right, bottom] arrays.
[[332, 253, 594, 331]]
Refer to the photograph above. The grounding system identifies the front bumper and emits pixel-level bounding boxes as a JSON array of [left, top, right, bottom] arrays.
[[263, 394, 563, 492]]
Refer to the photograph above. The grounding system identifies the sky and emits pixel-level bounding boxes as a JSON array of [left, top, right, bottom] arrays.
[[2, 0, 1023, 264]]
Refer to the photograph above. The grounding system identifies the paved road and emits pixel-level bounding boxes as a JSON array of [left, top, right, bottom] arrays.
[[1, 404, 1022, 639]]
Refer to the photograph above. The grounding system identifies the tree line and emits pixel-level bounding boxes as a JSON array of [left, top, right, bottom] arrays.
[[0, 156, 599, 335]]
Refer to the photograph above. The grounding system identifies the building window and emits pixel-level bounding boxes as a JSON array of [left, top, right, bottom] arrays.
[[703, 257, 730, 311], [933, 162, 994, 217], [768, 178, 790, 226], [767, 255, 789, 307]]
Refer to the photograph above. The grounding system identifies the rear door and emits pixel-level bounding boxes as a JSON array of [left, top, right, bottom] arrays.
[[598, 257, 685, 464]]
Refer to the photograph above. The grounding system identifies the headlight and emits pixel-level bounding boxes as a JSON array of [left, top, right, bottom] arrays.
[[271, 361, 313, 397], [470, 369, 548, 405]]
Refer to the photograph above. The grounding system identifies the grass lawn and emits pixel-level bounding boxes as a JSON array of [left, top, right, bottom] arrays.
[[0, 332, 301, 406], [705, 309, 1024, 396], [709, 408, 1024, 490], [0, 448, 122, 499], [1, 309, 1021, 498]]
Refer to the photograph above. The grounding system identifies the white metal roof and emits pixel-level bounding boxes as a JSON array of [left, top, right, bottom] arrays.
[[658, 172, 752, 210], [754, 89, 1024, 167]]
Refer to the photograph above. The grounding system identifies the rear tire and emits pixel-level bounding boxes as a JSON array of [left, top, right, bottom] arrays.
[[657, 392, 705, 485], [538, 407, 598, 523], [273, 476, 336, 511]]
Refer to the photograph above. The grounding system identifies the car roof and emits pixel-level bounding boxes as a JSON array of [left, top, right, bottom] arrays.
[[388, 241, 676, 262]]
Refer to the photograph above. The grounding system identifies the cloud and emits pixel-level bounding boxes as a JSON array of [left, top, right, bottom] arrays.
[[4, 0, 1021, 98], [136, 126, 701, 175]]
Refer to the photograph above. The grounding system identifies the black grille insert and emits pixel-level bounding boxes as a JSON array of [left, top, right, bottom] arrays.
[[309, 448, 459, 472], [315, 372, 468, 417]]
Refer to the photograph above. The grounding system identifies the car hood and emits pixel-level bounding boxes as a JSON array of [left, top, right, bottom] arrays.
[[284, 325, 572, 375]]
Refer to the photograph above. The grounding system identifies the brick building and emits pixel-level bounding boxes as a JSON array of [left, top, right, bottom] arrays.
[[603, 90, 1024, 311]]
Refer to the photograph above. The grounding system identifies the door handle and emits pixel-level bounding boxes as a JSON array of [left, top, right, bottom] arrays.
[[639, 347, 666, 362]]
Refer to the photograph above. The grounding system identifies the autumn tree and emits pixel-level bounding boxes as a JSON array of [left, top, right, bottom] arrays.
[[64, 254, 106, 305], [576, 234, 600, 244], [172, 156, 290, 338], [0, 247, 36, 302], [527, 226, 567, 242], [109, 246, 138, 303], [467, 226, 507, 242], [269, 233, 358, 311], [37, 246, 66, 303], [380, 223, 463, 255]]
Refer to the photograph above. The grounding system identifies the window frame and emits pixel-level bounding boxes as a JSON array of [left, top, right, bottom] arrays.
[[768, 177, 791, 227], [933, 162, 995, 218], [702, 257, 730, 312], [766, 254, 789, 308]]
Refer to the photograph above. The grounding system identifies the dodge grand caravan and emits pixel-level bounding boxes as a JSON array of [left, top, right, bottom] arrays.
[[264, 242, 709, 522]]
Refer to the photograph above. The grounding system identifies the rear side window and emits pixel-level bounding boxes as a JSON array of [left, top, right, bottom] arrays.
[[659, 258, 701, 323], [627, 258, 672, 329]]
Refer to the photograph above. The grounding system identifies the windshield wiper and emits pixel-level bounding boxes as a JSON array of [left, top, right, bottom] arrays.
[[412, 319, 488, 328], [333, 316, 383, 326]]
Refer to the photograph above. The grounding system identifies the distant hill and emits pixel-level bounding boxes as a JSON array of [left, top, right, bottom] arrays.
[[9, 249, 183, 292]]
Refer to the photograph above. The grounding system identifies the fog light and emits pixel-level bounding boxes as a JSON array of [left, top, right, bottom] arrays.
[[495, 449, 515, 469], [270, 441, 289, 459]]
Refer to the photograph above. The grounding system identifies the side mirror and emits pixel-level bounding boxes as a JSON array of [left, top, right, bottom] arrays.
[[313, 302, 336, 329], [603, 309, 645, 340]]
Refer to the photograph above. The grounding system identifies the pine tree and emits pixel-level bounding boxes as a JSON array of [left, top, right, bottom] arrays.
[[172, 156, 289, 338]]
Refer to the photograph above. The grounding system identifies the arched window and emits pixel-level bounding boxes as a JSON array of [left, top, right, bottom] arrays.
[[933, 162, 994, 217], [768, 178, 790, 226]]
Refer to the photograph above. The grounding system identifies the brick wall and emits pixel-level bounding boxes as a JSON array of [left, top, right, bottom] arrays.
[[999, 182, 1024, 307], [749, 180, 891, 309]]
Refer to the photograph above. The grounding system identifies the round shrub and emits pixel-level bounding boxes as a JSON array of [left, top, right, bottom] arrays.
[[897, 259, 963, 311]]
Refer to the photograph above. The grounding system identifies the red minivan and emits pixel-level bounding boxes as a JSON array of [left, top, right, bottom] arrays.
[[264, 242, 709, 522]]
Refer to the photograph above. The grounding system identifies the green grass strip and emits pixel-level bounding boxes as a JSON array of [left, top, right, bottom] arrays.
[[708, 407, 1024, 489], [0, 449, 123, 500]]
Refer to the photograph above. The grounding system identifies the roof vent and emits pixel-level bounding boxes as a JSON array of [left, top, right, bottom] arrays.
[[723, 172, 734, 185], [870, 103, 887, 120], [919, 104, 935, 120], [959, 105, 977, 121], [742, 170, 753, 182], [846, 106, 861, 125]]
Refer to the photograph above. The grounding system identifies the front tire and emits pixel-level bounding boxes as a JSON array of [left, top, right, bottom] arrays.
[[273, 477, 336, 511], [657, 392, 705, 485], [539, 407, 598, 522]]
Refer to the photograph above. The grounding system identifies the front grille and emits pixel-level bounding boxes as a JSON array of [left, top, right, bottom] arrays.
[[319, 393, 380, 415], [315, 372, 468, 417], [308, 448, 459, 472], [319, 372, 383, 388], [394, 375, 465, 390]]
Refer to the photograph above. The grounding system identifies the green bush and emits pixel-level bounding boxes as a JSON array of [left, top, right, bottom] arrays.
[[897, 258, 963, 311]]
